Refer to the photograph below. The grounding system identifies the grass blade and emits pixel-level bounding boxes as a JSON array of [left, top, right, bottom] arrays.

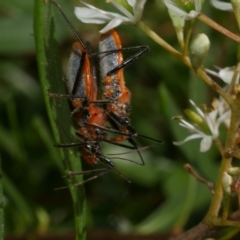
[[33, 1, 86, 239]]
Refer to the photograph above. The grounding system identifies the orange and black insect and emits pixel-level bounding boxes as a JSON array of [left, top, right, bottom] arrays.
[[98, 30, 162, 159], [49, 0, 142, 183], [49, 0, 162, 185]]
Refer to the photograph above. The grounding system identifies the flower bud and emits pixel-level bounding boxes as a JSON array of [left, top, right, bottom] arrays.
[[184, 109, 202, 124], [189, 33, 210, 69], [227, 167, 240, 176], [222, 172, 232, 195], [184, 109, 210, 134]]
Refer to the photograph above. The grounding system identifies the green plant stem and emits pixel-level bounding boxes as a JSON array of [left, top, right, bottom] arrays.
[[136, 21, 181, 59], [214, 138, 224, 157], [232, 2, 240, 32], [204, 92, 240, 223], [34, 1, 86, 239], [194, 68, 233, 106], [222, 195, 231, 220], [197, 13, 240, 43], [213, 217, 240, 227], [204, 160, 227, 221]]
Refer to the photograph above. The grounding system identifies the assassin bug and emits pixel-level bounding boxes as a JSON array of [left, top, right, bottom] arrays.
[[99, 30, 147, 143], [49, 0, 145, 184], [49, 0, 161, 184], [65, 42, 134, 174], [95, 30, 161, 158]]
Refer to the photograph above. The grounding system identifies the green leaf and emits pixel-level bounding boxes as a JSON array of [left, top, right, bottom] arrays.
[[34, 1, 86, 239]]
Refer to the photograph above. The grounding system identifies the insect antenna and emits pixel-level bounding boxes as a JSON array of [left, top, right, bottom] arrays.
[[50, 0, 86, 50]]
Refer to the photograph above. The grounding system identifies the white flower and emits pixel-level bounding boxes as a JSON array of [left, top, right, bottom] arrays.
[[162, 0, 203, 20], [173, 99, 231, 152], [212, 97, 231, 128], [74, 0, 146, 33], [210, 0, 233, 11], [206, 66, 239, 84]]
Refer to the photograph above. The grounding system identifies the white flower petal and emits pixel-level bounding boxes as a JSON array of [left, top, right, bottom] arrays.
[[200, 136, 212, 152], [127, 0, 135, 7], [99, 18, 125, 33], [163, 0, 201, 19], [189, 99, 205, 118], [80, 1, 122, 17], [207, 66, 240, 85], [208, 109, 218, 122], [74, 7, 111, 23], [133, 0, 146, 22], [110, 0, 134, 20], [164, 1, 190, 17], [179, 119, 209, 136], [204, 116, 216, 137], [173, 133, 204, 146], [187, 10, 200, 19], [174, 96, 231, 153], [194, 0, 202, 12], [210, 0, 233, 11], [74, 0, 145, 32], [215, 110, 231, 127], [206, 68, 220, 78], [179, 119, 195, 129], [219, 66, 236, 84]]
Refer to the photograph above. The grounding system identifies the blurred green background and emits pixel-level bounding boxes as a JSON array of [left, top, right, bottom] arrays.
[[1, 0, 238, 239]]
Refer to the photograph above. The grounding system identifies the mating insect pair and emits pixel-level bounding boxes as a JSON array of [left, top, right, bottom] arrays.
[[50, 0, 161, 184]]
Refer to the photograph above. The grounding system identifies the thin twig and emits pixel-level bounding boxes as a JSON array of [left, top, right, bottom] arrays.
[[184, 163, 215, 194], [197, 14, 240, 43], [172, 210, 240, 240], [171, 222, 216, 240]]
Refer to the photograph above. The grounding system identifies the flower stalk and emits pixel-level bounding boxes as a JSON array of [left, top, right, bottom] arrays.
[[205, 91, 240, 222], [136, 21, 181, 58], [197, 13, 240, 43]]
